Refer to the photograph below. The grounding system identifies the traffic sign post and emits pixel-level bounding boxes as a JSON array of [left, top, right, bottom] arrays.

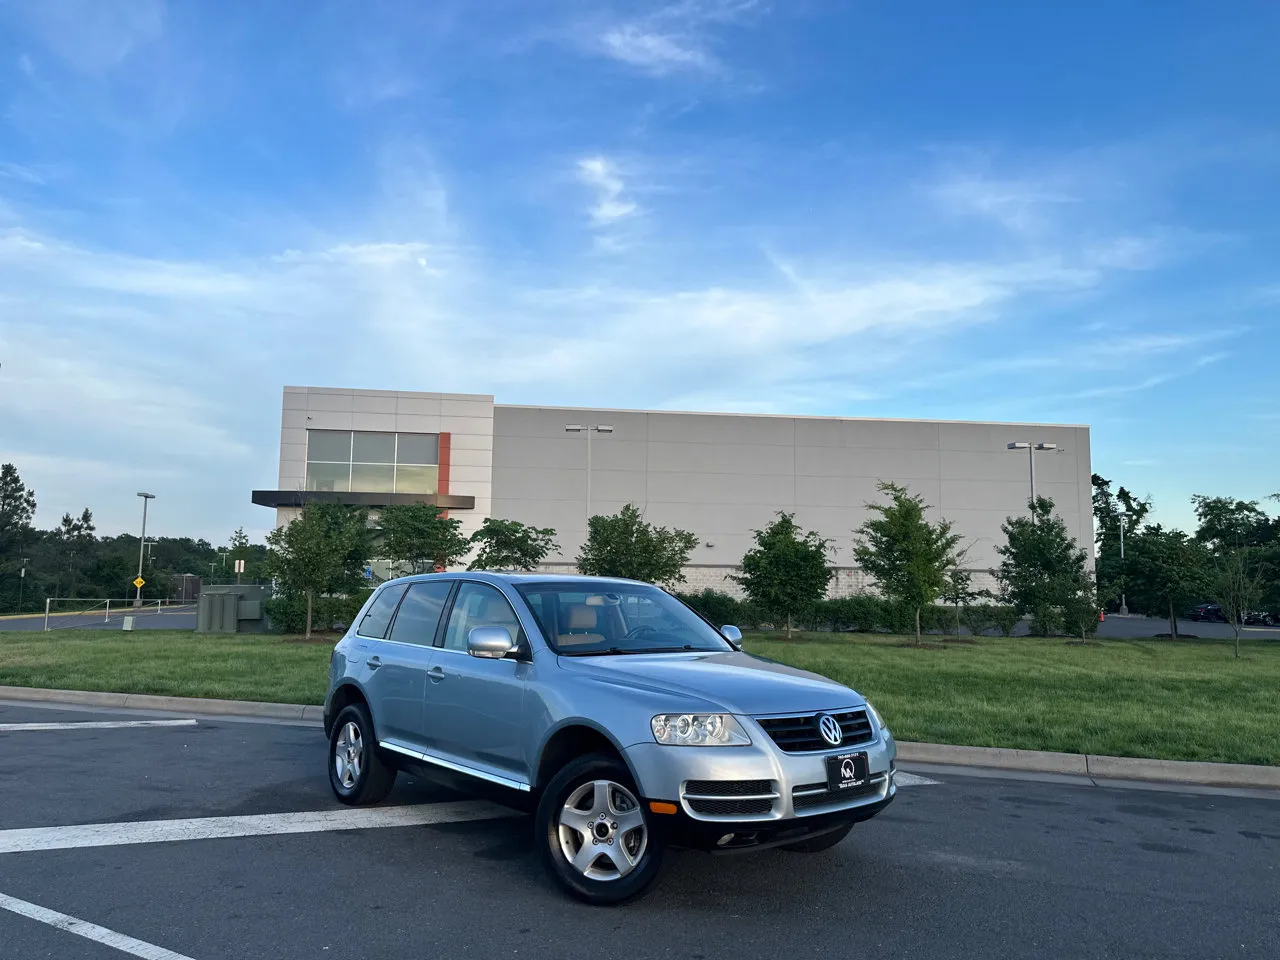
[[133, 577, 146, 589], [234, 558, 245, 585]]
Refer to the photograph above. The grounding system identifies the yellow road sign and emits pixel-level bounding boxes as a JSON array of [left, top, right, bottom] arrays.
[[133, 577, 146, 589]]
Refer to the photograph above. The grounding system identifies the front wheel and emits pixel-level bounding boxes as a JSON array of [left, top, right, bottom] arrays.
[[781, 823, 854, 853], [535, 754, 664, 905], [328, 703, 396, 805]]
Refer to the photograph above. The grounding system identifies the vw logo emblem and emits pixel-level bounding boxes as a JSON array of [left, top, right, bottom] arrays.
[[817, 713, 842, 746]]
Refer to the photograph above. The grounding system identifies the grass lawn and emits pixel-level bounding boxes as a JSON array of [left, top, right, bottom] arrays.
[[1, 629, 1276, 766], [746, 633, 1280, 767], [0, 630, 333, 706]]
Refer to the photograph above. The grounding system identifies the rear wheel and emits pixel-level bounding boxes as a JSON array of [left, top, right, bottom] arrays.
[[536, 754, 664, 905], [328, 703, 396, 806], [781, 823, 854, 853]]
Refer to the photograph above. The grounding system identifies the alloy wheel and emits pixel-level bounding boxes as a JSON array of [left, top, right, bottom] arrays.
[[557, 779, 648, 881], [334, 721, 363, 789]]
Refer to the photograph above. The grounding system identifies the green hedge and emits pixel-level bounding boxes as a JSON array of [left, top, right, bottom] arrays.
[[265, 588, 373, 635], [675, 589, 1020, 637]]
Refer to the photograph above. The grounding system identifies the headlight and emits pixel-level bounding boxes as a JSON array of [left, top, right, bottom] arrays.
[[651, 713, 751, 747], [865, 701, 887, 731]]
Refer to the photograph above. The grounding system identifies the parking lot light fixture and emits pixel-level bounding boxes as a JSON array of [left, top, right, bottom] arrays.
[[1006, 441, 1060, 510], [134, 492, 156, 608]]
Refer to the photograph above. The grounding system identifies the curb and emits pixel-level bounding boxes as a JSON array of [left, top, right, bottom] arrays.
[[0, 685, 325, 723], [2, 685, 1277, 791], [897, 741, 1280, 790]]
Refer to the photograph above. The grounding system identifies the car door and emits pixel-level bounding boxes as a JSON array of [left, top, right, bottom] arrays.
[[422, 581, 531, 786], [360, 579, 454, 751]]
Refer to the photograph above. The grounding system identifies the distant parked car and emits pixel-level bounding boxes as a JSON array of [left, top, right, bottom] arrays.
[[1242, 611, 1270, 626], [1188, 603, 1225, 622]]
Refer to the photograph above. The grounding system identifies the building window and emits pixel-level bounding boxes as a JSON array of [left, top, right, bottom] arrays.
[[305, 430, 439, 494]]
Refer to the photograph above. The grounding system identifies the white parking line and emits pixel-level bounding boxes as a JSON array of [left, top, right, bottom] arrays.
[[0, 891, 196, 960], [895, 771, 940, 787], [0, 801, 518, 855], [0, 720, 198, 732]]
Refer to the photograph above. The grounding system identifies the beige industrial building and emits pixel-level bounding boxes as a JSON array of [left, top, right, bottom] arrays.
[[255, 386, 1094, 595]]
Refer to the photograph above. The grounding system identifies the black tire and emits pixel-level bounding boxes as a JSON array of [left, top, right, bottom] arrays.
[[535, 753, 665, 905], [328, 703, 396, 806], [781, 823, 854, 853]]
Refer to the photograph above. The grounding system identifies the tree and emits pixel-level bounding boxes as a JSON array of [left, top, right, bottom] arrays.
[[732, 512, 833, 638], [576, 503, 698, 587], [995, 497, 1091, 636], [1191, 495, 1273, 551], [54, 508, 96, 598], [468, 518, 558, 572], [1061, 568, 1106, 642], [940, 564, 975, 640], [852, 483, 963, 645], [1210, 548, 1264, 659], [265, 504, 370, 638], [378, 503, 469, 575], [1125, 525, 1210, 640], [1092, 474, 1151, 612], [0, 463, 38, 612], [0, 463, 37, 554]]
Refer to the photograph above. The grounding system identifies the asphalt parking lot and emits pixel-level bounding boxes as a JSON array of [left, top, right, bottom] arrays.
[[0, 605, 198, 633], [1, 699, 1277, 960]]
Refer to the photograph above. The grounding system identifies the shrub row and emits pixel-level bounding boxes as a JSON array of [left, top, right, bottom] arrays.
[[264, 588, 373, 635], [674, 589, 1019, 637]]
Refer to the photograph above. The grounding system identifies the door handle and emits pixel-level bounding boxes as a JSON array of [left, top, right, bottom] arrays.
[[367, 656, 382, 670], [427, 666, 446, 682]]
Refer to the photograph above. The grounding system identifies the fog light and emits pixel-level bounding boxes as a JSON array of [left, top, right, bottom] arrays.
[[717, 833, 736, 846]]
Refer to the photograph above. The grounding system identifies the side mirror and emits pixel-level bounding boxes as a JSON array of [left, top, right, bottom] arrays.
[[468, 626, 516, 659], [720, 624, 743, 647]]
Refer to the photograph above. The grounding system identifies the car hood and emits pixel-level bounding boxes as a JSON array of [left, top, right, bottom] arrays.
[[556, 650, 863, 715]]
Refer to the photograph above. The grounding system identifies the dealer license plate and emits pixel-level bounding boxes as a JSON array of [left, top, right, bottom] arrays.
[[825, 751, 869, 792]]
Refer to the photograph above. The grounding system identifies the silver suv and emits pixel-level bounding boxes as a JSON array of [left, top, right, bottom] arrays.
[[324, 572, 897, 904]]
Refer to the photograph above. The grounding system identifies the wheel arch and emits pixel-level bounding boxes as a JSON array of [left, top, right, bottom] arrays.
[[535, 720, 643, 793], [325, 681, 373, 738]]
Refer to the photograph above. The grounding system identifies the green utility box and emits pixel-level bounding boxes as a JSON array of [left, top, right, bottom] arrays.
[[196, 585, 269, 633]]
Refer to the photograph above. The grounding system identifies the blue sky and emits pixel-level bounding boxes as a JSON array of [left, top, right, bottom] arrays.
[[1, 0, 1277, 541]]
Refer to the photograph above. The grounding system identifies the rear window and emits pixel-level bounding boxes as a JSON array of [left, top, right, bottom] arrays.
[[356, 584, 408, 638]]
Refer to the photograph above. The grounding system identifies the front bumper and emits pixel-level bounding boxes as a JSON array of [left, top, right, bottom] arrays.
[[625, 722, 898, 851], [653, 788, 895, 853]]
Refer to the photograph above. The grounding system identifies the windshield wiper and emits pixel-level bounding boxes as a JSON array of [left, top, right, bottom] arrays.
[[559, 646, 644, 657]]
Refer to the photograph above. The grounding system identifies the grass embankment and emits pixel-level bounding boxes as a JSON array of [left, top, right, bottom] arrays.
[[1, 629, 1276, 766], [747, 633, 1280, 767], [0, 630, 332, 705]]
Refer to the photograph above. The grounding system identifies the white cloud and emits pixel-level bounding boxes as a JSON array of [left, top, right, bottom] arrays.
[[577, 156, 639, 225], [0, 162, 46, 186], [600, 24, 716, 75], [589, 0, 761, 77], [932, 172, 1078, 233], [11, 0, 165, 73]]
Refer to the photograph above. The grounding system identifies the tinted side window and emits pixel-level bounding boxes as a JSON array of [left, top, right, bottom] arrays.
[[387, 581, 454, 646], [441, 583, 522, 652], [356, 584, 408, 639]]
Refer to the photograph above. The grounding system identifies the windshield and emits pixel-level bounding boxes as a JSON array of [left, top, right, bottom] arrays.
[[514, 582, 733, 656]]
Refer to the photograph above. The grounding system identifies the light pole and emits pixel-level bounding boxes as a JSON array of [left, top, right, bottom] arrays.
[[565, 424, 614, 530], [18, 557, 29, 612], [1118, 510, 1130, 615], [134, 492, 155, 607], [1006, 441, 1059, 510]]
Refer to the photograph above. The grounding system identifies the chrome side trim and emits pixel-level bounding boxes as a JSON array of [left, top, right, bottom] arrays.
[[379, 739, 531, 792]]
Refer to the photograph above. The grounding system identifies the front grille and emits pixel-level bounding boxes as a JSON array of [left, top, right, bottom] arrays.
[[792, 777, 884, 811], [756, 709, 875, 753], [686, 796, 775, 817], [684, 779, 772, 797]]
